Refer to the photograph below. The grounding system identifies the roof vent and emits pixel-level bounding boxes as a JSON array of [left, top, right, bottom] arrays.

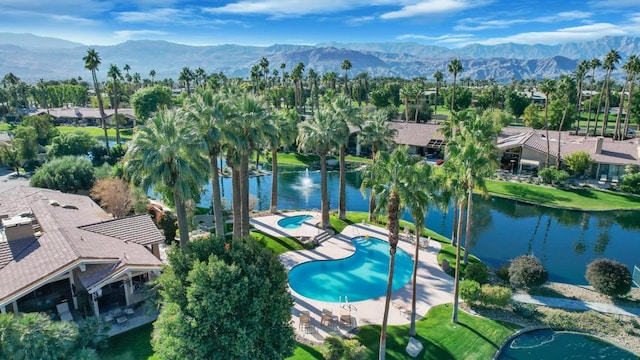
[[62, 204, 79, 210], [49, 200, 60, 207]]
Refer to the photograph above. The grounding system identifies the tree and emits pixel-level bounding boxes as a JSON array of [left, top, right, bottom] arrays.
[[359, 110, 397, 222], [563, 151, 593, 177], [130, 85, 173, 122], [11, 125, 39, 164], [522, 103, 544, 129], [125, 108, 208, 250], [83, 49, 109, 155], [539, 79, 556, 167], [152, 235, 295, 360], [504, 90, 530, 119], [619, 55, 640, 140], [509, 255, 548, 289], [107, 64, 123, 145], [444, 87, 472, 112], [269, 108, 298, 213], [149, 69, 156, 84], [585, 57, 602, 137], [1, 145, 21, 175], [90, 177, 134, 218], [433, 70, 444, 115], [600, 50, 621, 137], [21, 114, 58, 146], [297, 110, 340, 228], [360, 145, 421, 360], [179, 67, 194, 95], [30, 156, 95, 193], [49, 130, 96, 157], [447, 58, 463, 110], [341, 59, 352, 96], [586, 259, 632, 297]]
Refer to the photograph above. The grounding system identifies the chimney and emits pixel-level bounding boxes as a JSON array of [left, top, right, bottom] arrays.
[[2, 216, 35, 242], [595, 137, 603, 155]]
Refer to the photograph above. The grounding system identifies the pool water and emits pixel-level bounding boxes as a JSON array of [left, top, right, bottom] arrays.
[[277, 215, 313, 229], [499, 330, 638, 359], [288, 236, 414, 302]]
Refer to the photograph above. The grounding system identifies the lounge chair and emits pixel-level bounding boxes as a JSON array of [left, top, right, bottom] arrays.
[[612, 176, 619, 184], [56, 302, 73, 322], [599, 174, 607, 184]]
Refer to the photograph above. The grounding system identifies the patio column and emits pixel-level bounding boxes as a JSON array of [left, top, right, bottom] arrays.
[[69, 274, 78, 309], [356, 135, 361, 156], [12, 301, 18, 314], [1, 305, 5, 314], [123, 276, 132, 306], [92, 292, 100, 316]]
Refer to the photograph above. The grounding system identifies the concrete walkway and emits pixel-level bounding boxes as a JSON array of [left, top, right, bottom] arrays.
[[250, 212, 454, 344], [513, 293, 640, 317]]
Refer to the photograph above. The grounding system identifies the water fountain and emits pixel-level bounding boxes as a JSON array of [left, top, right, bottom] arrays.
[[301, 168, 313, 188], [292, 168, 317, 207]]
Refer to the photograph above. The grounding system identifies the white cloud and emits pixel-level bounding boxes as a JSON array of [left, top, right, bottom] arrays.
[[477, 23, 630, 46], [345, 16, 376, 26], [203, 0, 381, 17], [50, 15, 97, 25], [114, 8, 191, 24], [455, 11, 593, 31], [588, 0, 640, 8], [114, 29, 169, 39], [396, 33, 475, 44], [380, 0, 492, 20]]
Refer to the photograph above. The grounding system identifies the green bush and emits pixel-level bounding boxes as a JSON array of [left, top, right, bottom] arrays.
[[342, 339, 367, 360], [538, 167, 569, 185], [29, 156, 95, 193], [480, 284, 512, 307], [464, 263, 489, 284], [322, 335, 366, 360], [585, 259, 632, 298], [620, 173, 640, 194], [460, 279, 482, 305], [512, 301, 538, 318], [509, 255, 548, 289], [495, 264, 510, 283]]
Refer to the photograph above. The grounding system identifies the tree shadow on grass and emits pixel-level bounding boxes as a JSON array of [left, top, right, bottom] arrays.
[[505, 184, 571, 204]]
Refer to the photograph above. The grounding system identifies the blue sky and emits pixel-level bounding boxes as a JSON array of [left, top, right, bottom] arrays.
[[1, 0, 639, 47]]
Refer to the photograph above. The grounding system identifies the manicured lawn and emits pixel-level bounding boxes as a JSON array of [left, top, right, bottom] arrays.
[[485, 179, 640, 211], [251, 230, 307, 255], [56, 125, 133, 142], [287, 344, 323, 360], [0, 123, 9, 131], [100, 324, 155, 360], [277, 153, 320, 166], [356, 304, 521, 360]]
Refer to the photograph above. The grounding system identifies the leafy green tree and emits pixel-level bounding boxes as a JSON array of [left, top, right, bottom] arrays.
[[370, 87, 392, 109], [444, 87, 472, 111], [522, 103, 544, 129], [509, 255, 548, 289], [1, 145, 21, 175], [49, 130, 96, 157], [12, 125, 39, 164], [130, 85, 173, 122], [21, 114, 59, 146], [547, 99, 577, 131], [125, 108, 208, 249], [586, 259, 632, 297], [563, 151, 593, 177], [504, 90, 530, 119], [620, 172, 640, 194], [30, 156, 95, 192], [152, 235, 295, 360], [483, 109, 513, 133]]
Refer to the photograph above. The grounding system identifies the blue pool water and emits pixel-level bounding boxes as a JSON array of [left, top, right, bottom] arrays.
[[499, 330, 638, 359], [288, 236, 414, 302], [277, 215, 313, 229]]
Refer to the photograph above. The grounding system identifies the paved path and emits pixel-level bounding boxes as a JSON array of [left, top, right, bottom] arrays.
[[250, 212, 454, 344], [0, 169, 30, 192], [513, 293, 640, 317]]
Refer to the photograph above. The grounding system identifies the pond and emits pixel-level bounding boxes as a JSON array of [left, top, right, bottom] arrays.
[[193, 168, 640, 285]]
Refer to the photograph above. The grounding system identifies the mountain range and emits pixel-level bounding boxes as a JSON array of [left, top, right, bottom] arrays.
[[1, 33, 638, 84]]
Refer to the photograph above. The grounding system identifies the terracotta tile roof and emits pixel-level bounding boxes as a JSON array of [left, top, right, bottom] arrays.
[[0, 186, 163, 305], [389, 121, 444, 147], [79, 214, 165, 246]]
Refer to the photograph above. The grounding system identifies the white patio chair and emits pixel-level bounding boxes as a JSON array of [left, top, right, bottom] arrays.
[[56, 302, 73, 321]]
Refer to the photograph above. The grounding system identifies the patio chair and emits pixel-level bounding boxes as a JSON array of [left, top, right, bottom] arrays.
[[339, 311, 354, 328], [402, 226, 411, 242], [599, 174, 607, 184], [320, 309, 334, 327], [56, 302, 73, 322], [298, 311, 313, 333], [612, 176, 619, 184]]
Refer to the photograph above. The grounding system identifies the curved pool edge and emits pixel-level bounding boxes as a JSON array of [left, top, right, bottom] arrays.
[[493, 326, 640, 359]]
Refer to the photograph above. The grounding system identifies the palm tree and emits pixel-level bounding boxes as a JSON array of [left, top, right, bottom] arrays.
[[341, 59, 352, 96], [400, 84, 411, 122], [187, 89, 231, 237], [260, 57, 270, 90], [538, 79, 555, 167], [149, 69, 156, 84], [107, 64, 123, 145], [574, 60, 588, 115], [361, 145, 420, 360], [600, 49, 621, 137], [297, 110, 341, 228], [307, 68, 320, 115], [322, 71, 338, 91], [359, 110, 397, 222], [433, 70, 444, 115], [179, 67, 194, 95], [291, 62, 305, 114], [616, 55, 639, 140], [622, 55, 640, 138], [83, 49, 109, 154], [330, 94, 362, 220], [280, 62, 286, 86], [125, 108, 208, 250], [269, 108, 299, 213], [447, 58, 463, 111], [585, 57, 602, 137]]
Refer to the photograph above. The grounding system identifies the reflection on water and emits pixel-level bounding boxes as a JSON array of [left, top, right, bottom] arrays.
[[196, 169, 640, 285]]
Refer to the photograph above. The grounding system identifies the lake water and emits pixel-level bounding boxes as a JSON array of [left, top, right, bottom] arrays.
[[195, 168, 640, 285]]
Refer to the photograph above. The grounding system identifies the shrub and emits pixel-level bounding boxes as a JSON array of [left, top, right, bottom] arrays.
[[585, 259, 632, 298], [480, 284, 512, 307], [563, 151, 593, 177], [620, 173, 640, 195], [538, 167, 569, 185], [495, 264, 510, 283], [29, 156, 95, 193], [509, 255, 548, 289], [460, 279, 482, 305], [512, 301, 538, 318], [464, 262, 489, 284], [342, 339, 367, 360], [322, 336, 366, 360]]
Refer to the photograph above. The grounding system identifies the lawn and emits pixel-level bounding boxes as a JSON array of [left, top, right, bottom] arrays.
[[100, 323, 155, 360], [250, 230, 308, 255], [485, 179, 640, 211], [56, 125, 133, 142], [356, 303, 521, 360], [276, 152, 370, 167]]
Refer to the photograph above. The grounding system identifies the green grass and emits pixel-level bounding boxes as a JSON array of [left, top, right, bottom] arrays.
[[485, 179, 640, 211], [356, 304, 521, 360], [287, 344, 323, 360], [100, 324, 155, 360], [56, 125, 133, 142], [0, 123, 9, 132], [277, 153, 319, 166], [250, 230, 308, 255]]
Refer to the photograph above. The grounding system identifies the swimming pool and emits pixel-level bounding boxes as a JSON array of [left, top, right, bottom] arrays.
[[288, 236, 414, 302], [277, 214, 313, 229], [498, 329, 638, 359]]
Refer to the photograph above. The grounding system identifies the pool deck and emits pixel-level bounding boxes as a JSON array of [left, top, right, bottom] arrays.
[[250, 211, 455, 344]]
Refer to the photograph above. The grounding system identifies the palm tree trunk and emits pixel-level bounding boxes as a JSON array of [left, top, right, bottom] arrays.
[[452, 202, 464, 323], [320, 154, 329, 228], [451, 198, 458, 246], [339, 145, 347, 220], [614, 82, 627, 141], [544, 99, 550, 167], [585, 72, 596, 138], [240, 153, 251, 237], [557, 109, 568, 167], [414, 98, 420, 123], [623, 79, 636, 138], [379, 190, 400, 360], [173, 188, 190, 252], [404, 98, 409, 122], [368, 150, 377, 222], [231, 165, 241, 240], [601, 72, 613, 137], [114, 82, 121, 145], [209, 154, 225, 237], [270, 147, 278, 213], [409, 218, 423, 337], [463, 185, 473, 265], [594, 81, 606, 135], [92, 70, 109, 155]]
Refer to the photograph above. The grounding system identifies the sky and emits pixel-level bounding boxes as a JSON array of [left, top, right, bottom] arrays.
[[1, 0, 639, 48]]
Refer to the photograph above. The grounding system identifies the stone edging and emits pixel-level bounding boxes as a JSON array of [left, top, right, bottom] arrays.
[[492, 325, 554, 360]]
